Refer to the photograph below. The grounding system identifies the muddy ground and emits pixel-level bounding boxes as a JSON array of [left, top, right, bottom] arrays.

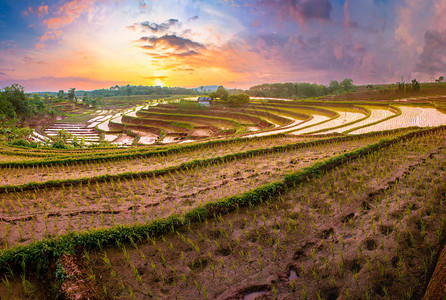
[[77, 128, 445, 299], [1, 128, 444, 299], [0, 133, 399, 248], [1, 130, 412, 186]]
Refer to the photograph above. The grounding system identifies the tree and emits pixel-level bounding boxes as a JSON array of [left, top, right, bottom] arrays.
[[68, 88, 76, 103], [52, 129, 73, 149], [125, 85, 132, 96], [7, 126, 33, 141], [340, 78, 354, 91], [247, 82, 327, 98], [0, 95, 16, 119], [209, 92, 218, 99], [411, 79, 420, 92], [397, 82, 405, 92], [57, 90, 64, 101], [30, 93, 47, 113], [227, 93, 250, 106], [216, 86, 229, 101], [2, 84, 29, 116], [83, 92, 90, 106], [0, 84, 51, 119], [329, 80, 341, 93]]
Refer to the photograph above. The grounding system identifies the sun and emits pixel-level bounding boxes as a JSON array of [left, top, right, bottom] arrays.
[[154, 79, 164, 87]]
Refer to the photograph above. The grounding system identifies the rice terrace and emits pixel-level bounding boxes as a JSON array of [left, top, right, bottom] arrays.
[[1, 0, 446, 299]]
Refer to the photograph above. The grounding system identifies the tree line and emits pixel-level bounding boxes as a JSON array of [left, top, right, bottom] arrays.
[[91, 85, 196, 97], [0, 84, 53, 120], [246, 79, 355, 99]]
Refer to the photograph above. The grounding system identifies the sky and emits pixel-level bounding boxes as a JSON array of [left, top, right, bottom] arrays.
[[0, 0, 445, 92]]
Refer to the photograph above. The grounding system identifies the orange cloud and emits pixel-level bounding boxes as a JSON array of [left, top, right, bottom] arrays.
[[35, 43, 45, 50], [37, 5, 49, 18], [22, 5, 48, 18], [44, 0, 99, 29], [44, 17, 73, 29], [40, 31, 62, 42], [38, 0, 101, 49]]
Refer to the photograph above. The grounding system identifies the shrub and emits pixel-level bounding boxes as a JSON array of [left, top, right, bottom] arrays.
[[227, 93, 250, 107], [176, 100, 207, 111], [52, 140, 68, 149], [9, 138, 39, 148]]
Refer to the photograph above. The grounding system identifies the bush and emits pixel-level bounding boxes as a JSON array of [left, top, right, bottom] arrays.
[[227, 93, 250, 107], [52, 140, 68, 149], [10, 139, 29, 147], [176, 100, 207, 111], [9, 139, 40, 148], [216, 86, 228, 101]]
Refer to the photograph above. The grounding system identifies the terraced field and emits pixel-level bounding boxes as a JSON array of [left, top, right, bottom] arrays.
[[1, 97, 446, 299], [1, 131, 413, 248], [32, 98, 446, 147], [95, 100, 446, 144], [349, 106, 446, 134], [83, 128, 446, 299]]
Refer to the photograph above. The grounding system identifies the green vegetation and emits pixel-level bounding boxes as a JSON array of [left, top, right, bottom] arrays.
[[227, 93, 250, 106], [0, 126, 444, 299], [0, 128, 429, 262], [397, 77, 421, 92], [0, 84, 53, 120], [176, 100, 208, 111], [0, 82, 445, 299], [91, 85, 196, 98], [246, 80, 355, 99], [209, 85, 229, 101]]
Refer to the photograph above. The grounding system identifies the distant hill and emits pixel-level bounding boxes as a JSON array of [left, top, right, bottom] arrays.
[[33, 91, 90, 97], [193, 85, 220, 92]]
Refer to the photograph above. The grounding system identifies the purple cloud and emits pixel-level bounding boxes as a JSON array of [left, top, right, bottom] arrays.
[[257, 0, 332, 22], [416, 30, 446, 75], [128, 19, 179, 33], [138, 35, 205, 52]]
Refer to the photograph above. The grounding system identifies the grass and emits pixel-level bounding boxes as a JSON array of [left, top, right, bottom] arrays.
[[0, 95, 445, 299], [59, 112, 96, 123]]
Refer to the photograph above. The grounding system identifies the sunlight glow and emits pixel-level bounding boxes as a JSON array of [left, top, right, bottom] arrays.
[[154, 79, 164, 87]]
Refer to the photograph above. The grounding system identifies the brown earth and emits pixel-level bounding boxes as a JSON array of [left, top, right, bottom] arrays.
[[0, 127, 445, 299], [0, 130, 411, 187], [72, 128, 446, 299], [1, 135, 319, 186], [151, 104, 286, 127], [0, 133, 400, 248]]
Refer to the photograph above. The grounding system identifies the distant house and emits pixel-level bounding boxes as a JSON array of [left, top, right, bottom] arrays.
[[197, 97, 213, 106]]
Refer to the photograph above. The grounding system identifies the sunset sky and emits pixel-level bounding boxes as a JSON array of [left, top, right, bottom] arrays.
[[0, 0, 445, 91]]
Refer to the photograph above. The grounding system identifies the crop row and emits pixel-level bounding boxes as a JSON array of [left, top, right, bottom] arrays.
[[0, 132, 401, 247], [79, 126, 445, 299], [145, 104, 297, 126], [0, 126, 443, 275], [0, 128, 417, 187]]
